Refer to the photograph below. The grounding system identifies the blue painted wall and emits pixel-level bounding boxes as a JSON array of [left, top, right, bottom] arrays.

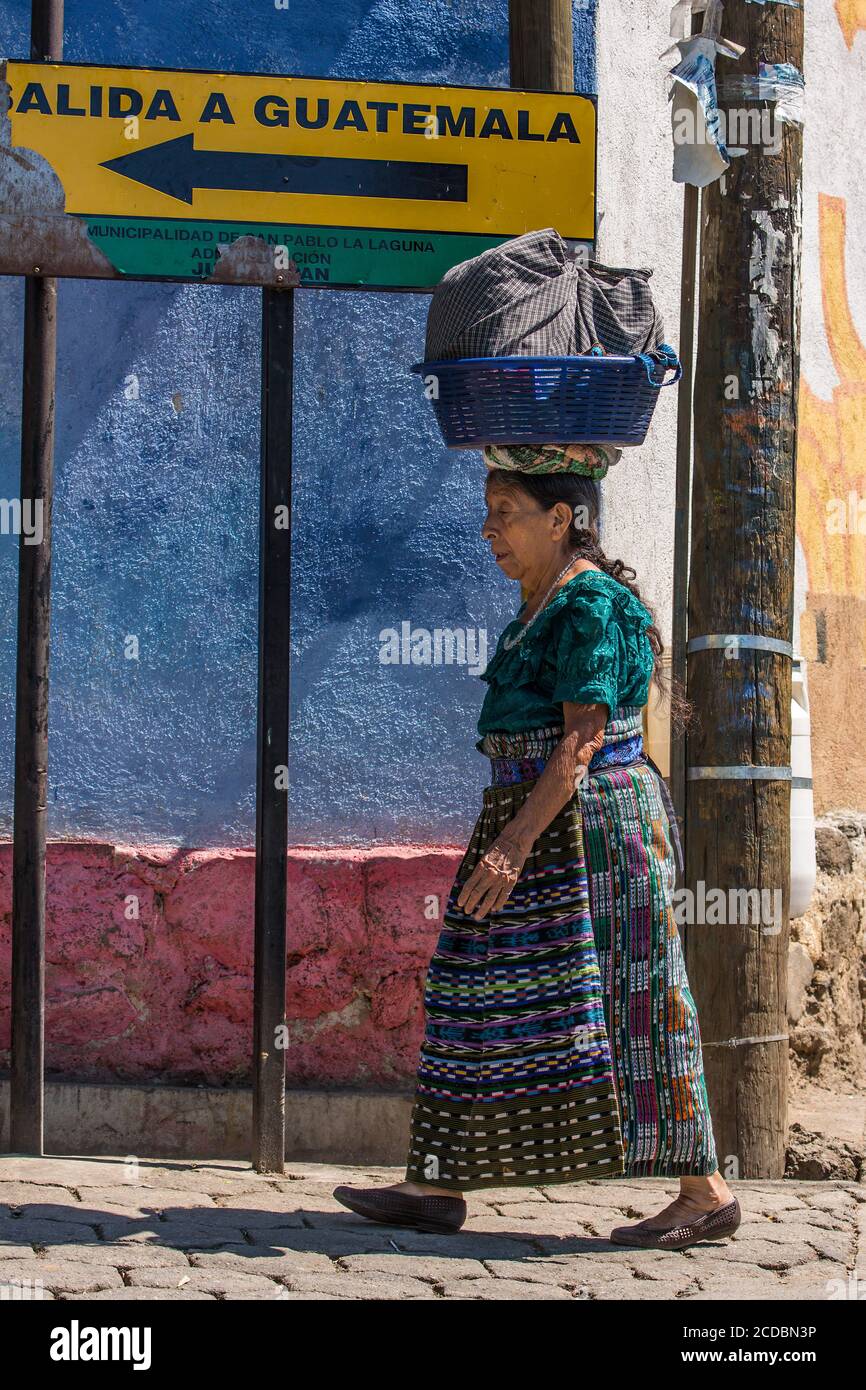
[[0, 0, 597, 847]]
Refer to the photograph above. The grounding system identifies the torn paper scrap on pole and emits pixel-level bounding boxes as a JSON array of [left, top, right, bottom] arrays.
[[665, 31, 746, 187], [663, 3, 746, 186], [668, 0, 734, 40], [669, 0, 697, 37], [719, 62, 805, 128]]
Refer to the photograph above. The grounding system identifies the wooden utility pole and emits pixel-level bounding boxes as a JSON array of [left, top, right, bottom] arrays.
[[509, 0, 573, 92], [685, 0, 804, 1177]]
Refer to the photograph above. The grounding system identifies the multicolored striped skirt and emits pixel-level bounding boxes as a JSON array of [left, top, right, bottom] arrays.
[[404, 707, 718, 1190]]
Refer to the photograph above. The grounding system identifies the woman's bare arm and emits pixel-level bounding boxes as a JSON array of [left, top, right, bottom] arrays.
[[456, 701, 607, 920]]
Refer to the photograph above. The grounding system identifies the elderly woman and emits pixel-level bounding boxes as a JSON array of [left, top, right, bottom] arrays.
[[335, 444, 740, 1251]]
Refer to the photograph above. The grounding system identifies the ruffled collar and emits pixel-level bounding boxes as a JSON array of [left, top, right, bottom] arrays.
[[518, 567, 651, 622], [480, 569, 652, 687]]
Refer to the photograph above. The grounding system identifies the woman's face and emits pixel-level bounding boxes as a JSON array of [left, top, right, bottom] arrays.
[[481, 478, 571, 583]]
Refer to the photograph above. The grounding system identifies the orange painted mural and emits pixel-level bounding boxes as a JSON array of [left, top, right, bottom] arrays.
[[835, 0, 866, 48], [798, 195, 866, 600], [797, 192, 866, 810], [790, 0, 866, 813]]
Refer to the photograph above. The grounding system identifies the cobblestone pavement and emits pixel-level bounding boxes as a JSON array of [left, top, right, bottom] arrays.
[[0, 1156, 863, 1301]]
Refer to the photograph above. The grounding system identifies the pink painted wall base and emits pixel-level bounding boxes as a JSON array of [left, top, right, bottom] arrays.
[[0, 842, 461, 1087]]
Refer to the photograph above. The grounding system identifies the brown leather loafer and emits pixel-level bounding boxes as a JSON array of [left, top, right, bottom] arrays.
[[609, 1197, 741, 1251], [333, 1184, 467, 1235]]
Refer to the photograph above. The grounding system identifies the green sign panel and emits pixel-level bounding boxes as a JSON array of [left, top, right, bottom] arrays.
[[81, 217, 508, 288]]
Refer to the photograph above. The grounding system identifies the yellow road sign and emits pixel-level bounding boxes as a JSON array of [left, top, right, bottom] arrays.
[[1, 61, 597, 287]]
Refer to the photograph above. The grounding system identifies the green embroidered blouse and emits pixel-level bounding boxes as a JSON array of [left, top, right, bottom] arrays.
[[475, 569, 656, 749]]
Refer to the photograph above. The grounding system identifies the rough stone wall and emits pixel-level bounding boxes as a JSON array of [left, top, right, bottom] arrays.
[[0, 840, 457, 1088], [789, 813, 866, 1088]]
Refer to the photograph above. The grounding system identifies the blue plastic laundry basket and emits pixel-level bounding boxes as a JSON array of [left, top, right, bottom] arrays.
[[411, 346, 682, 448]]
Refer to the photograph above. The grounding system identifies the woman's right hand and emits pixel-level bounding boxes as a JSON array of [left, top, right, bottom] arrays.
[[457, 829, 530, 920]]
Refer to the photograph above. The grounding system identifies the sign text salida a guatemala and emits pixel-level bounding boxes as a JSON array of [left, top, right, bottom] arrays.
[[0, 61, 597, 289]]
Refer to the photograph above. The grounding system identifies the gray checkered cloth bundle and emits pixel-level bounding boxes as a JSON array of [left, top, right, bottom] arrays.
[[424, 227, 666, 362]]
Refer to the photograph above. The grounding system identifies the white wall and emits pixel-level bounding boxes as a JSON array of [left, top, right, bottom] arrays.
[[595, 1, 685, 642]]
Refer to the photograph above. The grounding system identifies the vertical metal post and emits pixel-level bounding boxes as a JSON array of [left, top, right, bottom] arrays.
[[670, 6, 703, 896], [669, 183, 698, 893], [252, 287, 293, 1172], [10, 0, 64, 1156]]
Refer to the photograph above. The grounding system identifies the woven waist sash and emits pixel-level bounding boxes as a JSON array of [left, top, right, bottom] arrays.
[[483, 709, 683, 873], [479, 705, 643, 759]]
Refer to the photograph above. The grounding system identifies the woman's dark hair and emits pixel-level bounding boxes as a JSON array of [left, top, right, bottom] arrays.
[[486, 467, 693, 734]]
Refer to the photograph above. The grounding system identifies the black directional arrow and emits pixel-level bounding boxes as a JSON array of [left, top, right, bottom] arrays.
[[100, 134, 468, 205]]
